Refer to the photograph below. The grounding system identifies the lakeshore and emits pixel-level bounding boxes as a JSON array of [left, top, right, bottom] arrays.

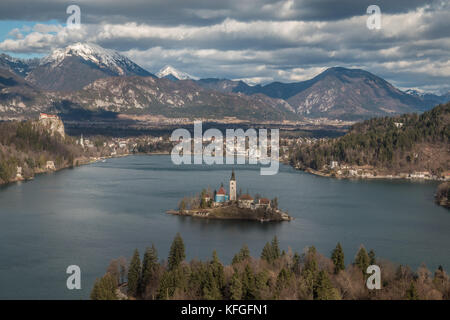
[[291, 165, 450, 182], [167, 205, 292, 222]]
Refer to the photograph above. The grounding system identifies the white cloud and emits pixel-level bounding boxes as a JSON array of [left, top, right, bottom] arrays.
[[0, 2, 448, 93]]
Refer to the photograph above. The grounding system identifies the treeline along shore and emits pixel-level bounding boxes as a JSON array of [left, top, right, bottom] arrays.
[[289, 103, 450, 181], [288, 103, 450, 208], [0, 115, 175, 186], [91, 233, 450, 300]]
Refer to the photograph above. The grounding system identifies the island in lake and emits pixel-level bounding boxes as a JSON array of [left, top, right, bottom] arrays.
[[167, 170, 292, 222]]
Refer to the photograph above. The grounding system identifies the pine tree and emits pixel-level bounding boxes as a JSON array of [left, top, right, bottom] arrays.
[[331, 242, 345, 274], [157, 266, 187, 300], [203, 268, 222, 300], [301, 246, 318, 295], [368, 249, 376, 265], [210, 250, 225, 292], [141, 244, 158, 294], [354, 246, 370, 275], [168, 233, 186, 271], [261, 242, 273, 263], [91, 273, 118, 300], [230, 272, 243, 300], [406, 282, 419, 300], [157, 270, 174, 300], [127, 249, 142, 297], [276, 268, 291, 292], [303, 246, 318, 274], [232, 244, 251, 264], [314, 270, 340, 300], [271, 236, 280, 261], [241, 264, 257, 300], [292, 252, 301, 274]]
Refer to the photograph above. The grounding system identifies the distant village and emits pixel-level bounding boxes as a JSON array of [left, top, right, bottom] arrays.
[[12, 113, 448, 185], [300, 159, 450, 181]]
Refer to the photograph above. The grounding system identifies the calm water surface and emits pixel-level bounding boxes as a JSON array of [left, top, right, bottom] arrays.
[[0, 155, 448, 299]]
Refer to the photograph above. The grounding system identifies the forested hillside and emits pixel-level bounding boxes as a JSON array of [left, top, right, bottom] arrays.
[[290, 102, 450, 176], [0, 120, 83, 184]]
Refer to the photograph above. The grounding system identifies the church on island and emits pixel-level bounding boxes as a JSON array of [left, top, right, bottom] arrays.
[[169, 169, 292, 222], [209, 170, 271, 209], [214, 170, 236, 203]]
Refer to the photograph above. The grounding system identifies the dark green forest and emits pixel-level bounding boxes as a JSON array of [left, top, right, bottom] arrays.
[[0, 120, 83, 183], [91, 234, 450, 300], [290, 103, 450, 174]]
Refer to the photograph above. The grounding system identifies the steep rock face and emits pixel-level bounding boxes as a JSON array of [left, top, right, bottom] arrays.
[[26, 43, 155, 91], [37, 114, 65, 139]]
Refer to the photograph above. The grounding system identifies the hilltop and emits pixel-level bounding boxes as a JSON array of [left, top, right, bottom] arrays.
[[0, 115, 83, 184], [290, 102, 450, 179], [26, 43, 155, 91]]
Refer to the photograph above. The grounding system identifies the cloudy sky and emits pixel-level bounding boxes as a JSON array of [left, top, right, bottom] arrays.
[[0, 0, 449, 93]]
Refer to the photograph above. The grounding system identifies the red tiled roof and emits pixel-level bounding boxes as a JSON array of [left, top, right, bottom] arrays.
[[40, 113, 58, 118], [239, 194, 253, 201], [259, 198, 270, 204], [217, 187, 227, 195]]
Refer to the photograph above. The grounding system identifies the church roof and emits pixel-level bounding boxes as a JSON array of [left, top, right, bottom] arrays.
[[239, 194, 253, 201], [231, 169, 236, 181], [217, 186, 227, 195]]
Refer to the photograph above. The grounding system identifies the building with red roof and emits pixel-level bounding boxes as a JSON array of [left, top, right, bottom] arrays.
[[214, 183, 229, 203]]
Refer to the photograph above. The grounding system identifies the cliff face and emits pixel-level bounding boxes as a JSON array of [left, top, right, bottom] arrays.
[[37, 116, 65, 139]]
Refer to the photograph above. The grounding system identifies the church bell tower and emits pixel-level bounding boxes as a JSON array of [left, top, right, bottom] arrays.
[[230, 169, 236, 201]]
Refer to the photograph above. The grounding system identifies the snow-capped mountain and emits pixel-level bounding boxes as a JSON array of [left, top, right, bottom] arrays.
[[405, 89, 426, 97], [405, 88, 450, 106], [26, 43, 155, 91], [157, 65, 198, 80]]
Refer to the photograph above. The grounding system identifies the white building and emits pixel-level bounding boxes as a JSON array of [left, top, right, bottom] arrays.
[[229, 169, 236, 201], [238, 194, 253, 208], [46, 161, 56, 170]]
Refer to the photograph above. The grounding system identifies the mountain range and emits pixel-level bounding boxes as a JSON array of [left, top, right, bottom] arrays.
[[0, 42, 448, 122]]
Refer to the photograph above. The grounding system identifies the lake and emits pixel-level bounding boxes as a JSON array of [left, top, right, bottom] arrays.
[[0, 155, 448, 299]]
